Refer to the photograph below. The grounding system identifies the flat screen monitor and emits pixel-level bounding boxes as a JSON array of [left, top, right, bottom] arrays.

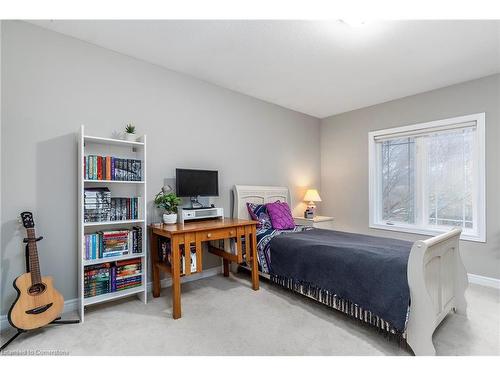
[[176, 168, 219, 197]]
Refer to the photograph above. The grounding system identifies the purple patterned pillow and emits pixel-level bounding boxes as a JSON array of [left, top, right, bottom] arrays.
[[266, 201, 295, 230], [246, 202, 272, 229]]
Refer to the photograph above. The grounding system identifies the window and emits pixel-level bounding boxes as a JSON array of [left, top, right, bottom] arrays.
[[369, 113, 485, 242]]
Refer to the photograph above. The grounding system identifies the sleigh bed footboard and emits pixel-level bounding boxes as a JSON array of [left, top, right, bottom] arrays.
[[406, 228, 468, 355]]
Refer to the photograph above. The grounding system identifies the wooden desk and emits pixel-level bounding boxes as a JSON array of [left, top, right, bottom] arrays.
[[149, 218, 259, 319]]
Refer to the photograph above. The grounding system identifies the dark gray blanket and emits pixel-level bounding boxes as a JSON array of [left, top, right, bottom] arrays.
[[269, 229, 413, 332]]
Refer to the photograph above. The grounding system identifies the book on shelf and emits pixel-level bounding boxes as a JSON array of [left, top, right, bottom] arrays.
[[84, 155, 142, 181], [109, 197, 142, 221], [84, 263, 111, 298], [190, 248, 196, 273], [84, 226, 143, 260], [84, 258, 142, 298], [84, 187, 142, 223], [84, 187, 111, 222], [157, 237, 197, 274]]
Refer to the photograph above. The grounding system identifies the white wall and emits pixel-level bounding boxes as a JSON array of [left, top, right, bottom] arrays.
[[0, 21, 321, 314], [320, 74, 500, 280]]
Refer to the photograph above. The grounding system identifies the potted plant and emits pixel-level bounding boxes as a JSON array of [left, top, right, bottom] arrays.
[[155, 188, 182, 224], [124, 123, 137, 141]]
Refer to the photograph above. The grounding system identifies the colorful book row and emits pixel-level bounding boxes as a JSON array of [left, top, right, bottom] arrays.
[[84, 227, 143, 260], [84, 155, 142, 181], [84, 259, 142, 298]]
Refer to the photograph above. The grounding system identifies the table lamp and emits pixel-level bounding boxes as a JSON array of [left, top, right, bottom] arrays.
[[303, 189, 322, 218]]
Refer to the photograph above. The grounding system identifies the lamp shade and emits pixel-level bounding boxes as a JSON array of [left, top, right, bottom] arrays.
[[303, 189, 322, 202]]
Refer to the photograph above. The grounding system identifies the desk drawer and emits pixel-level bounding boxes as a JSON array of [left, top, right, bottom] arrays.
[[201, 228, 237, 241]]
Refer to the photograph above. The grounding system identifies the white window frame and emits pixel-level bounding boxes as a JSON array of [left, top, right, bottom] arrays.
[[368, 113, 486, 242]]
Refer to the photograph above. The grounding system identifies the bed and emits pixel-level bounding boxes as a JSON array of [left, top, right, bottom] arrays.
[[229, 185, 469, 356]]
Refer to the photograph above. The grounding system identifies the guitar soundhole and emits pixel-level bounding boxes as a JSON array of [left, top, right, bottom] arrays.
[[28, 283, 46, 295]]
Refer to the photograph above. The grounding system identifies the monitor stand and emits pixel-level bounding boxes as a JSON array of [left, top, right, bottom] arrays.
[[190, 196, 204, 209]]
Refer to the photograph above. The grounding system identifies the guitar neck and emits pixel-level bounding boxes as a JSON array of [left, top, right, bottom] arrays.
[[26, 228, 42, 285]]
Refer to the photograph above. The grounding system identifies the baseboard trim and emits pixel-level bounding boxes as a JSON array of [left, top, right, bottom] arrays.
[[1, 266, 222, 333], [468, 273, 500, 289]]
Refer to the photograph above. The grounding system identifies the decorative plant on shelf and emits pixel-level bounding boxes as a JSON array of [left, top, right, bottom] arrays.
[[124, 123, 136, 141], [155, 187, 182, 224]]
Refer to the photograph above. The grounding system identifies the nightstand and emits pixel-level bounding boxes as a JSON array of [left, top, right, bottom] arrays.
[[294, 216, 334, 230]]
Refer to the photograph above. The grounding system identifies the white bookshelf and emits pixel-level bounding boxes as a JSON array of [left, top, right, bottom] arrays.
[[78, 125, 147, 322]]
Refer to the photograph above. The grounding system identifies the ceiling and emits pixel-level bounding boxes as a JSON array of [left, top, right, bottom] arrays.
[[29, 20, 500, 118]]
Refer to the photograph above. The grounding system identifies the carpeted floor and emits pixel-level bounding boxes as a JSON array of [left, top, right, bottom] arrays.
[[1, 272, 499, 355]]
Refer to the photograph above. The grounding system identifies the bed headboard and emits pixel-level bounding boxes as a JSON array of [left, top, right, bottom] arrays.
[[233, 185, 291, 219]]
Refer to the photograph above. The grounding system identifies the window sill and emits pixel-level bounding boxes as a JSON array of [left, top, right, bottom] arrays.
[[369, 222, 485, 243]]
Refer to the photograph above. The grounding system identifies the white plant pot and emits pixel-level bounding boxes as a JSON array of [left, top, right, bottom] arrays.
[[125, 133, 137, 141], [163, 213, 177, 224]]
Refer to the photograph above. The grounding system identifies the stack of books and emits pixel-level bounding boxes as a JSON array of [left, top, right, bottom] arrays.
[[84, 263, 111, 298], [84, 188, 111, 222], [84, 227, 143, 260], [158, 237, 197, 274], [84, 258, 143, 298], [84, 155, 142, 181], [112, 259, 142, 291]]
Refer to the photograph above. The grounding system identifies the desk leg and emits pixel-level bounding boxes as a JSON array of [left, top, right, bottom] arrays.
[[150, 232, 161, 298], [250, 225, 259, 291], [171, 234, 182, 319], [223, 259, 230, 277], [195, 233, 203, 273]]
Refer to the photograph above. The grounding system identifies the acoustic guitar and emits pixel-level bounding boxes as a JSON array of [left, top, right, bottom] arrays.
[[8, 212, 64, 331]]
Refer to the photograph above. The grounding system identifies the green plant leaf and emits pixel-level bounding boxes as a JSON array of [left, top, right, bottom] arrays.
[[154, 190, 181, 214], [125, 123, 136, 134]]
